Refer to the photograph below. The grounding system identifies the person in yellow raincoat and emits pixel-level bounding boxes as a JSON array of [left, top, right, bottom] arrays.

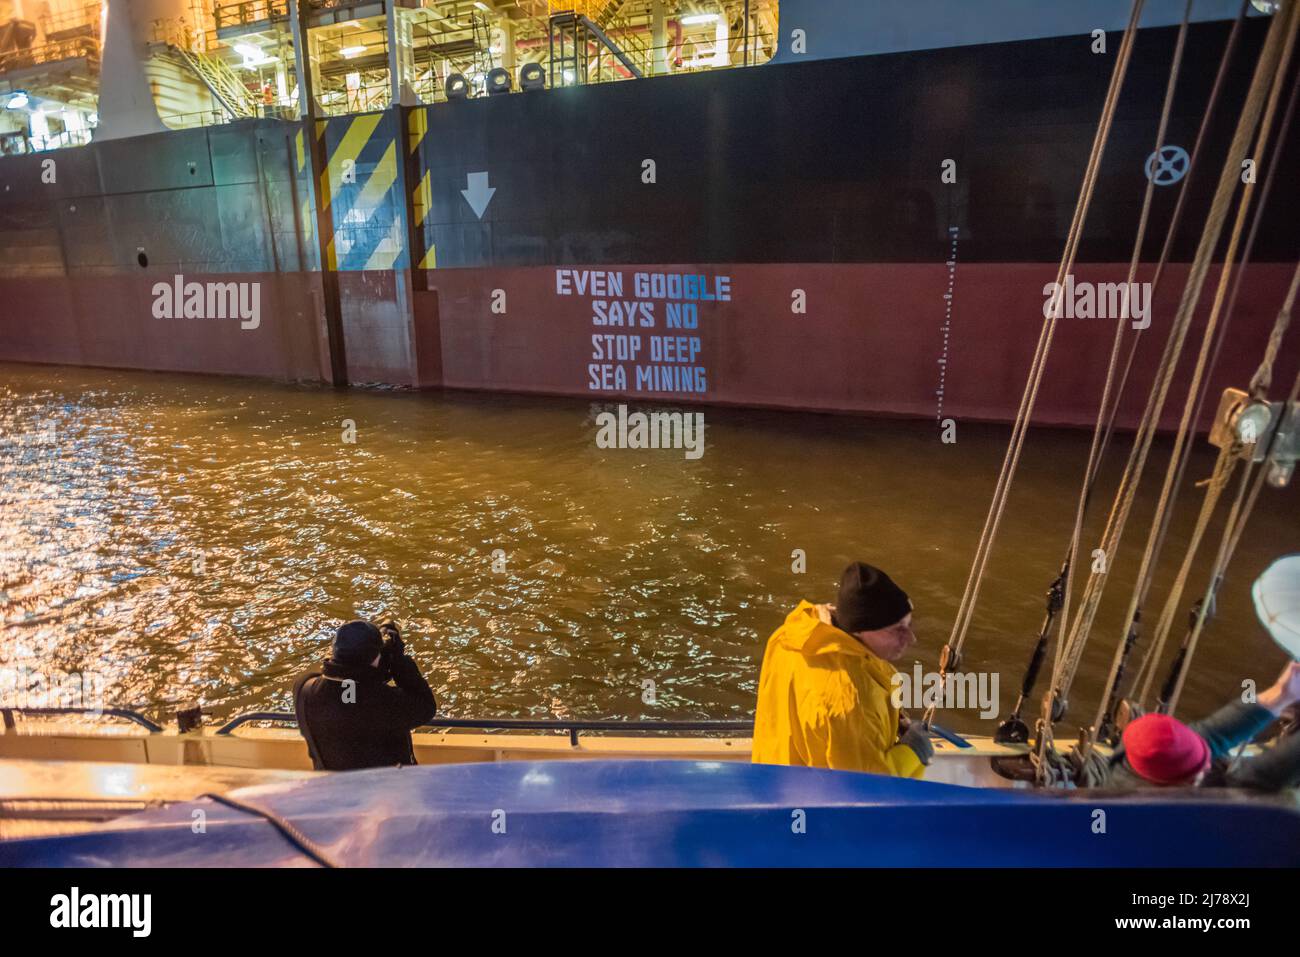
[[752, 561, 932, 777]]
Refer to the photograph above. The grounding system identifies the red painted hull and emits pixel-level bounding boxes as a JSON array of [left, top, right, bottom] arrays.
[[0, 272, 329, 383], [422, 261, 1297, 431], [3, 261, 1292, 432]]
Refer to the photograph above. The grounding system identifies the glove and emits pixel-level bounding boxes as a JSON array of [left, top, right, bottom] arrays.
[[379, 620, 405, 668], [899, 721, 935, 766]]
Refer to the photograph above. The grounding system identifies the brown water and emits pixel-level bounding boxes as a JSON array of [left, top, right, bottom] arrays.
[[1, 361, 1296, 736]]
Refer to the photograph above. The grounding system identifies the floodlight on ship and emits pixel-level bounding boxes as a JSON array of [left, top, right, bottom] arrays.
[[446, 72, 470, 99], [487, 67, 512, 95], [520, 62, 545, 91]]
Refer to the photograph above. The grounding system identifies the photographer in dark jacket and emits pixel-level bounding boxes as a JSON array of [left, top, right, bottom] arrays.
[[293, 619, 436, 771]]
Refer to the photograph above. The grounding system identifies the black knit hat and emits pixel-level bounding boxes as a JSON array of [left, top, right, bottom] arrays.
[[332, 620, 384, 666], [834, 562, 912, 633]]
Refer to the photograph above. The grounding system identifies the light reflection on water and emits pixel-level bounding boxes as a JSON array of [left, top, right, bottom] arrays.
[[1, 362, 1297, 736]]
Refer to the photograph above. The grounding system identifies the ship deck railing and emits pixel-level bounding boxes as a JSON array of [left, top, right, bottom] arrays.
[[1, 705, 753, 747], [215, 0, 291, 32], [161, 104, 300, 129], [1, 705, 975, 750], [0, 36, 100, 75], [219, 710, 755, 746]]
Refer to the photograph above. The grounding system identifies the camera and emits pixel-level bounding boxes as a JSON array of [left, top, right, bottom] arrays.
[[379, 620, 405, 676]]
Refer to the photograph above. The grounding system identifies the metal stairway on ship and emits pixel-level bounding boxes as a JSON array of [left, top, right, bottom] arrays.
[[548, 7, 643, 87], [161, 43, 259, 121]]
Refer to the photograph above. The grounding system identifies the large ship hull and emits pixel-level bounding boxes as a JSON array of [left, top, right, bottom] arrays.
[[1, 19, 1296, 428]]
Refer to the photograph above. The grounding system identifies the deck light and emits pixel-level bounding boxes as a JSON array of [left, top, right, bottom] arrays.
[[446, 73, 470, 99], [487, 67, 511, 95], [235, 43, 276, 68], [5, 90, 29, 109], [681, 13, 720, 25], [341, 46, 367, 59], [519, 61, 545, 91]]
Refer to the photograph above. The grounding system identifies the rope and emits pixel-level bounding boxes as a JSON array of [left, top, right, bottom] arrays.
[[1162, 460, 1256, 711], [1251, 254, 1300, 396], [925, 0, 1146, 728], [1130, 72, 1300, 705], [1120, 58, 1300, 704], [1012, 0, 1237, 744], [1166, 262, 1300, 715], [1094, 0, 1251, 482], [1074, 0, 1297, 704], [1033, 0, 1300, 780], [1054, 0, 1194, 678], [200, 791, 341, 868], [1131, 7, 1300, 707], [1137, 443, 1243, 708]]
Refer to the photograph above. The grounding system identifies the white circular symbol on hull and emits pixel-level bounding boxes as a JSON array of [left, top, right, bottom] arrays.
[[1145, 145, 1189, 185]]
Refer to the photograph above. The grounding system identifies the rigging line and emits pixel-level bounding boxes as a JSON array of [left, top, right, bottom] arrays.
[[1128, 31, 1300, 712], [1068, 0, 1297, 699], [936, 0, 1146, 679], [1133, 5, 1300, 706], [1250, 249, 1300, 397], [1033, 0, 1299, 778], [926, 1, 1149, 732], [1125, 62, 1300, 703], [1166, 263, 1300, 715], [1147, 440, 1243, 704], [1041, 0, 1236, 727], [1068, 3, 1256, 679], [1087, 0, 1249, 575], [1147, 49, 1299, 590], [1054, 0, 1194, 664], [1165, 386, 1296, 719], [1163, 455, 1256, 709], [1094, 0, 1251, 511]]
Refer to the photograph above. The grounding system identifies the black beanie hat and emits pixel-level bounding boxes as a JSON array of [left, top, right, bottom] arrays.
[[332, 620, 384, 666], [834, 562, 912, 633]]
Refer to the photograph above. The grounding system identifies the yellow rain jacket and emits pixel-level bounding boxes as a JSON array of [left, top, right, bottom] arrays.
[[752, 600, 923, 778]]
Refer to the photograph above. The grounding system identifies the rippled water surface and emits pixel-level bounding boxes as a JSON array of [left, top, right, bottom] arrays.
[[2, 362, 1297, 735]]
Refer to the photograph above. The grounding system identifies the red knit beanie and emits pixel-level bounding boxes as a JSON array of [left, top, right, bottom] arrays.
[[1121, 714, 1211, 786]]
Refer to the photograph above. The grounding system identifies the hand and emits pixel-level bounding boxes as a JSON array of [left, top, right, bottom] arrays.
[[1259, 661, 1300, 714], [379, 620, 405, 663], [899, 720, 934, 766]]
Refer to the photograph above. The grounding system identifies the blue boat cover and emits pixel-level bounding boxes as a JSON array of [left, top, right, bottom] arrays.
[[2, 760, 1297, 867]]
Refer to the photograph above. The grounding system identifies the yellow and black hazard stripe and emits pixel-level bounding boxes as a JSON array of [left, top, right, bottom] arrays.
[[293, 109, 440, 272], [302, 112, 405, 271], [408, 107, 435, 270]]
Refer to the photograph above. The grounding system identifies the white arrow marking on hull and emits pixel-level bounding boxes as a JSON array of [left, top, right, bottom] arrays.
[[461, 171, 496, 219]]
